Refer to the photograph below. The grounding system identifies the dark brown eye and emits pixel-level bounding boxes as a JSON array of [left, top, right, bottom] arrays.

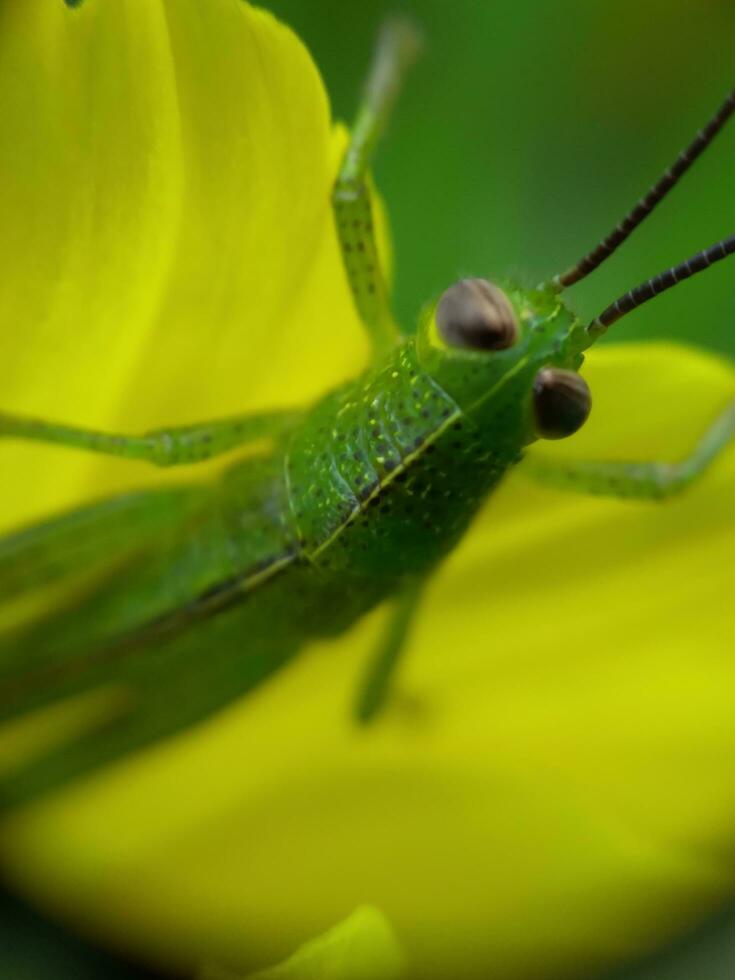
[[436, 278, 518, 351], [533, 368, 591, 439]]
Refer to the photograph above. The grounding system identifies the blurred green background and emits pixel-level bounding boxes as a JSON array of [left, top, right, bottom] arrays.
[[3, 0, 735, 977]]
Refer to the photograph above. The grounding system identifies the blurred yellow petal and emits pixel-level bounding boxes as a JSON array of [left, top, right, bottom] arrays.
[[3, 343, 735, 980], [0, 0, 368, 532]]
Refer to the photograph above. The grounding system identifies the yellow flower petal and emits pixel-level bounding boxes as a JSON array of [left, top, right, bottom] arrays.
[[2, 343, 734, 980], [0, 0, 368, 532]]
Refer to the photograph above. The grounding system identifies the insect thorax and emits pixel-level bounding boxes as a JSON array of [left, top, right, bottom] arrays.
[[285, 343, 520, 588]]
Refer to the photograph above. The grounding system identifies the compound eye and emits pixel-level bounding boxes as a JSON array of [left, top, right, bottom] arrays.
[[436, 278, 519, 351], [533, 368, 591, 439]]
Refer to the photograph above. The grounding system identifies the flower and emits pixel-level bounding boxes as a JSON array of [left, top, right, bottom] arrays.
[[1, 2, 735, 979]]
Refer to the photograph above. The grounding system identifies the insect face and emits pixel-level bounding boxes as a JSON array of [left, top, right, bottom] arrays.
[[417, 277, 589, 447], [420, 87, 735, 456]]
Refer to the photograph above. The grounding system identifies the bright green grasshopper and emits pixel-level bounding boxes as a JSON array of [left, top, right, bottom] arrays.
[[1, 20, 734, 811]]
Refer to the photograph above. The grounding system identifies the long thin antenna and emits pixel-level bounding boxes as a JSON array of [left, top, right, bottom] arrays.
[[587, 233, 735, 336], [553, 87, 735, 289]]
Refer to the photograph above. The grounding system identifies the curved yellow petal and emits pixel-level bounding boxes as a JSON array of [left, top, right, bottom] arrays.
[[0, 0, 367, 533], [3, 343, 735, 980]]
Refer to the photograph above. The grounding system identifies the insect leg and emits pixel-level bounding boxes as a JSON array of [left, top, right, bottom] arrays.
[[333, 18, 421, 356], [523, 401, 735, 500], [0, 407, 300, 467], [354, 579, 425, 724]]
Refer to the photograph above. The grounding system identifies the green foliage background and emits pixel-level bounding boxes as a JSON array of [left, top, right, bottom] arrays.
[[3, 1, 735, 978]]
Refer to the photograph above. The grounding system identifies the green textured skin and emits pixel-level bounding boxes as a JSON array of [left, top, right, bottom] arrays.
[[0, 282, 584, 807]]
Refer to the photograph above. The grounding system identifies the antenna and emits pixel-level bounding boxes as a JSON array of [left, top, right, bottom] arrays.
[[553, 87, 735, 289], [587, 233, 735, 336]]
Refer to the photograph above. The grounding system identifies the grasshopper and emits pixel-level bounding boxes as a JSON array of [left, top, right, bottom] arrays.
[[0, 20, 733, 810]]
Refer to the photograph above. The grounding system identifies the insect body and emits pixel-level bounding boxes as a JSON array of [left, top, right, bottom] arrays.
[[0, 20, 734, 809]]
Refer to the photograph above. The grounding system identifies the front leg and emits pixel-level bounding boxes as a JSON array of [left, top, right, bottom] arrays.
[[0, 408, 301, 468], [523, 401, 735, 500], [333, 18, 421, 357]]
